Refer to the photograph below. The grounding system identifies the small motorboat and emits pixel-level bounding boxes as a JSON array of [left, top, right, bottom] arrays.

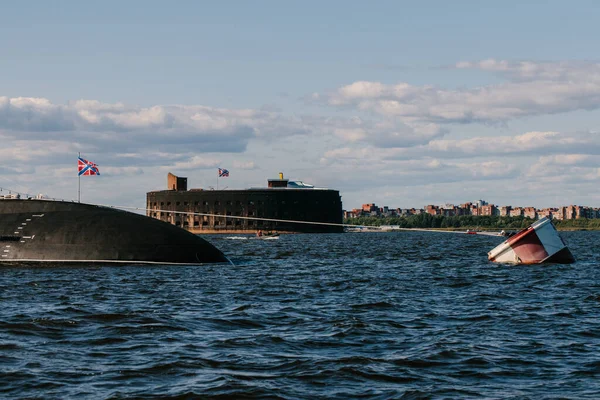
[[488, 217, 575, 265], [255, 232, 280, 240]]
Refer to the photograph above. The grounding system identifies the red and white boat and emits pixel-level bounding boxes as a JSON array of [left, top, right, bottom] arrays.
[[488, 217, 575, 265]]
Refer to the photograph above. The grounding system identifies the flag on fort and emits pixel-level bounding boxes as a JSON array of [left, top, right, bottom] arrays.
[[218, 168, 229, 177], [78, 157, 100, 176]]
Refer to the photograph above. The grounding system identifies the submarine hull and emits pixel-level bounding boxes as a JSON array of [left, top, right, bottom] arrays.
[[0, 199, 228, 265]]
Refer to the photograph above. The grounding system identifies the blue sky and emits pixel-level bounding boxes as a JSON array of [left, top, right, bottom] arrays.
[[1, 1, 600, 209]]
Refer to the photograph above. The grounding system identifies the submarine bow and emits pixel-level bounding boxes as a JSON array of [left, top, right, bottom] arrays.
[[0, 199, 228, 265]]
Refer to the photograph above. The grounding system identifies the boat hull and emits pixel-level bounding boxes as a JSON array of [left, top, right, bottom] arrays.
[[0, 199, 228, 266], [488, 217, 575, 265]]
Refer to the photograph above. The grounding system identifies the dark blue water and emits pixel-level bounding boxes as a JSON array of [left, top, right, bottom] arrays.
[[1, 231, 600, 399]]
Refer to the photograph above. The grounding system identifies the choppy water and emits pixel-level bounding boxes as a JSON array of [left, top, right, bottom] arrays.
[[1, 231, 600, 399]]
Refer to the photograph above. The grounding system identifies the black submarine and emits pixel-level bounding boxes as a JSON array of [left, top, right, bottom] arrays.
[[0, 199, 229, 266]]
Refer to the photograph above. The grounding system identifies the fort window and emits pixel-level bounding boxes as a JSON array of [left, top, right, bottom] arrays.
[[226, 220, 232, 226], [202, 221, 208, 226], [195, 201, 199, 205], [175, 221, 181, 226], [203, 201, 209, 206], [194, 221, 199, 227], [215, 201, 220, 206], [184, 202, 188, 206], [176, 202, 180, 206], [167, 202, 171, 206], [226, 201, 232, 205], [235, 220, 241, 226]]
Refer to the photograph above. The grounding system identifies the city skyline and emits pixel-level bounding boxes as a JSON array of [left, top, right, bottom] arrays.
[[344, 200, 600, 220], [1, 1, 600, 210]]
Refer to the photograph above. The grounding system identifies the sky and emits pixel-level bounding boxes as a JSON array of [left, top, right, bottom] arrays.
[[1, 0, 600, 210]]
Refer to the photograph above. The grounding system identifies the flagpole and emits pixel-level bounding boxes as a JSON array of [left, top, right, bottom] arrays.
[[78, 152, 81, 203]]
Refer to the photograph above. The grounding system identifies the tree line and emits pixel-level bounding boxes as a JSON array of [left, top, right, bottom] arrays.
[[344, 214, 600, 230]]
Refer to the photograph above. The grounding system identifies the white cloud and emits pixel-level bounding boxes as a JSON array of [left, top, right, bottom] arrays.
[[232, 161, 257, 170], [322, 60, 600, 125], [0, 96, 313, 142], [159, 156, 221, 171], [374, 131, 600, 160], [306, 115, 445, 148], [455, 59, 600, 81]]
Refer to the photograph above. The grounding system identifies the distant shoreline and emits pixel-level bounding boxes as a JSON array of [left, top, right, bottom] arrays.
[[344, 215, 600, 231], [346, 227, 600, 232]]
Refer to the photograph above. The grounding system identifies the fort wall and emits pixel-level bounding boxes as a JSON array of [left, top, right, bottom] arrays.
[[147, 177, 343, 233]]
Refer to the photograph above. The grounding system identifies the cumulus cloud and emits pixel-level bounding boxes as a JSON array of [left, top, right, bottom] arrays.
[[0, 96, 344, 181], [322, 131, 600, 164], [317, 125, 600, 208], [0, 96, 263, 136], [98, 166, 145, 176], [535, 154, 600, 167], [318, 153, 522, 196], [381, 131, 600, 161], [0, 95, 433, 154], [322, 60, 600, 124], [0, 96, 329, 154], [526, 152, 600, 181], [455, 59, 600, 81], [305, 115, 445, 148], [159, 157, 217, 171], [319, 127, 600, 204], [0, 96, 268, 157], [232, 161, 257, 170]]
